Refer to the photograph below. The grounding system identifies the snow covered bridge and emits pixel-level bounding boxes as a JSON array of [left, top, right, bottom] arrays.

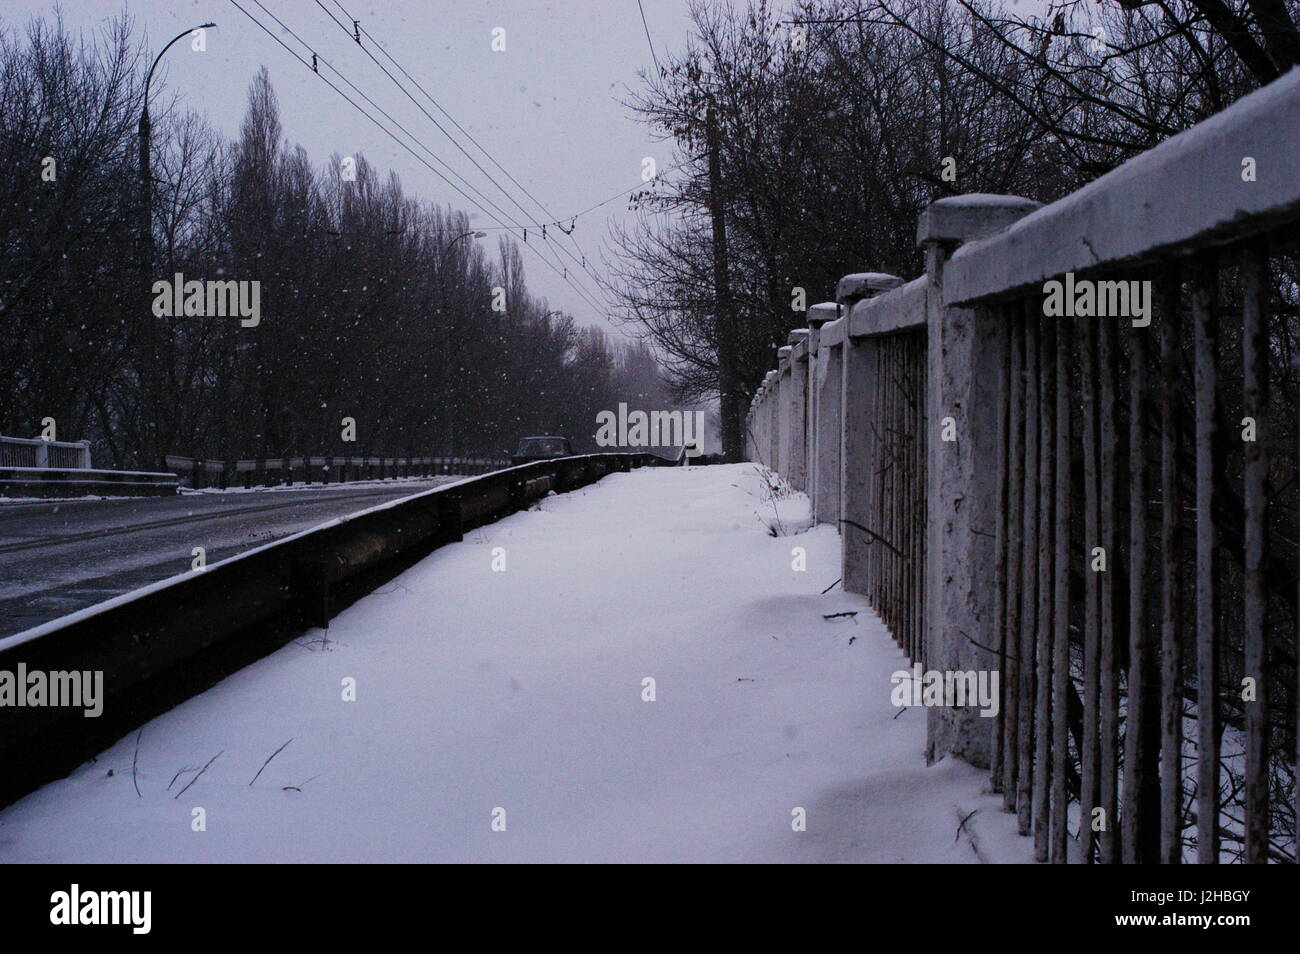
[[2, 50, 1298, 873]]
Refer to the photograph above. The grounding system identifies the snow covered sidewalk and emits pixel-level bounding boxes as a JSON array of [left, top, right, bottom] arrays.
[[0, 463, 1031, 863]]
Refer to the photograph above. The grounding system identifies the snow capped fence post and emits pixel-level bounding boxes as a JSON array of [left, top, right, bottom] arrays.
[[763, 370, 779, 468], [807, 303, 840, 526], [804, 315, 822, 503], [837, 273, 904, 606], [788, 329, 810, 491], [747, 387, 765, 464], [776, 346, 793, 475], [749, 375, 767, 466], [917, 195, 1041, 769], [748, 392, 759, 460]]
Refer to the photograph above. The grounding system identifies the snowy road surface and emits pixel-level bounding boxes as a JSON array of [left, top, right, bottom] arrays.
[[0, 464, 1032, 863], [0, 478, 462, 638]]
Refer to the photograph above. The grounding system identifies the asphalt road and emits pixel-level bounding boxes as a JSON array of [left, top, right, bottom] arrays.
[[0, 479, 461, 639]]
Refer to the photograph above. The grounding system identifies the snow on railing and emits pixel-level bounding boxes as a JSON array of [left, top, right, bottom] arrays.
[[0, 434, 92, 469], [746, 70, 1300, 866]]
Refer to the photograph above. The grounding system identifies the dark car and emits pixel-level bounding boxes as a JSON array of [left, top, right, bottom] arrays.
[[511, 435, 573, 466]]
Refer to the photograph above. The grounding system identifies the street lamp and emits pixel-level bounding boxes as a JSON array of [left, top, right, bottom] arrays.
[[137, 22, 214, 468], [139, 23, 215, 263], [439, 230, 486, 268]]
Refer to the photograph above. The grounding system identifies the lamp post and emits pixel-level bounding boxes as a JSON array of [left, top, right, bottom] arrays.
[[139, 24, 215, 266], [138, 23, 214, 468], [439, 229, 486, 268]]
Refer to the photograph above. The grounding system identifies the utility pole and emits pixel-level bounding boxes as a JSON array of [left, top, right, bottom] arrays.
[[706, 104, 741, 462]]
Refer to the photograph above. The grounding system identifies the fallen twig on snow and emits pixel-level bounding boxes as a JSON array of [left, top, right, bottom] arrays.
[[954, 806, 990, 863], [167, 765, 198, 792], [249, 739, 293, 787], [131, 729, 142, 798], [174, 750, 223, 800]]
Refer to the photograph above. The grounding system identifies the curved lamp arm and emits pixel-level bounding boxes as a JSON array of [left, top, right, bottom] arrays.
[[143, 23, 216, 119]]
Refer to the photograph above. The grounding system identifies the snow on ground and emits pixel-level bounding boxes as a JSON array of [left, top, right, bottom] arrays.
[[0, 463, 1033, 863]]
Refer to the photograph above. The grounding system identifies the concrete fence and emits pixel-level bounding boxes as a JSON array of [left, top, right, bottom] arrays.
[[0, 434, 92, 469], [746, 69, 1300, 864]]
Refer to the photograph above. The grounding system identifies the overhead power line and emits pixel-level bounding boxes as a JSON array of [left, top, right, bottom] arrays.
[[233, 1, 605, 313], [319, 0, 610, 301], [637, 0, 661, 72], [229, 0, 606, 314], [310, 0, 600, 305]]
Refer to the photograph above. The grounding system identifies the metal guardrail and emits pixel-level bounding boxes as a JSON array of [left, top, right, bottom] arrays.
[[0, 466, 180, 498], [0, 434, 92, 469], [0, 451, 677, 806], [163, 454, 509, 488]]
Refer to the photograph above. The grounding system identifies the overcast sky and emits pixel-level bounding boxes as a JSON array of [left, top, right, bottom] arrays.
[[7, 0, 703, 331]]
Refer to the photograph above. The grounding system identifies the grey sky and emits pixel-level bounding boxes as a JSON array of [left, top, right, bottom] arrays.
[[8, 0, 702, 330]]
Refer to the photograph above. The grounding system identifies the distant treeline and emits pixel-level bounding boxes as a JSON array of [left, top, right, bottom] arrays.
[[0, 15, 671, 468]]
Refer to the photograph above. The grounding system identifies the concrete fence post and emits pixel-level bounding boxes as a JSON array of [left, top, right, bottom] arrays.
[[762, 370, 779, 468], [788, 329, 810, 490], [838, 274, 904, 595], [806, 302, 840, 525], [776, 346, 793, 475], [804, 320, 820, 502], [748, 402, 759, 462], [917, 195, 1041, 768]]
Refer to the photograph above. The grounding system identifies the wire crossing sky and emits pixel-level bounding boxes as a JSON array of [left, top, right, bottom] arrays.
[[3, 0, 700, 328]]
